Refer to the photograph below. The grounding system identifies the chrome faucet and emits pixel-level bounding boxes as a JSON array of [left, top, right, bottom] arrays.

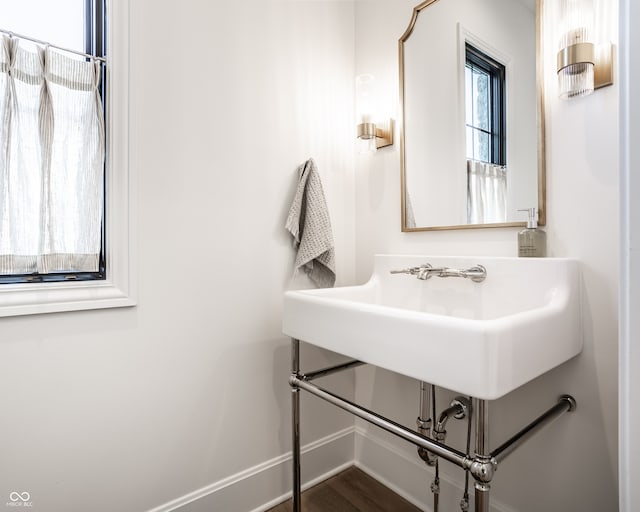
[[390, 263, 487, 283]]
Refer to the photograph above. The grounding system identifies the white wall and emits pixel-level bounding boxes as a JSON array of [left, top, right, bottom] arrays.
[[0, 2, 358, 511], [354, 0, 619, 510]]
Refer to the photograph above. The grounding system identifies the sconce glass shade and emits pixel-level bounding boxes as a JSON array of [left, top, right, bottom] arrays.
[[356, 135, 378, 154], [355, 74, 375, 125], [557, 0, 595, 99], [356, 74, 377, 153]]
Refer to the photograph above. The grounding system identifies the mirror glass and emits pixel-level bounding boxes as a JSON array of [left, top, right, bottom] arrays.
[[399, 0, 544, 231]]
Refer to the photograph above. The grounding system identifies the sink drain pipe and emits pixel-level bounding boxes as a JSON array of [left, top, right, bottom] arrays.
[[417, 381, 438, 466], [430, 396, 472, 512]]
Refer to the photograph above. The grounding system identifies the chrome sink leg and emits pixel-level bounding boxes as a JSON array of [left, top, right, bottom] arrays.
[[475, 484, 490, 512], [291, 338, 301, 512], [467, 395, 576, 512], [472, 399, 494, 512]]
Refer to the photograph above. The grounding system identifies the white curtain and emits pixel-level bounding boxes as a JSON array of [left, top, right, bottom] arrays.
[[467, 159, 507, 224], [0, 36, 104, 275], [404, 189, 416, 228]]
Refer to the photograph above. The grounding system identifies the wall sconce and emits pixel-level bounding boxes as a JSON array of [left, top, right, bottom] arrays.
[[355, 74, 394, 152], [556, 0, 613, 99]]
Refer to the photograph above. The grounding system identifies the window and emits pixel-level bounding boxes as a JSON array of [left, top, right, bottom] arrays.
[[465, 43, 506, 166], [0, 0, 135, 316], [0, 0, 106, 285]]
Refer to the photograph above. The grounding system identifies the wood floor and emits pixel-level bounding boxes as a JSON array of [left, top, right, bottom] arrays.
[[267, 466, 422, 512]]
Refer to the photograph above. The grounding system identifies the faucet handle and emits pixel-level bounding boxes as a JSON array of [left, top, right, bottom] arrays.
[[462, 265, 487, 283], [389, 266, 422, 275], [390, 263, 433, 277], [417, 264, 435, 280]]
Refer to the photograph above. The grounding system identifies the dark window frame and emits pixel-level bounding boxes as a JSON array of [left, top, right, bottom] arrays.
[[465, 43, 506, 166], [0, 0, 107, 285]]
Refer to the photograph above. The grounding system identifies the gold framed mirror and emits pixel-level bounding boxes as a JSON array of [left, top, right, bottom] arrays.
[[399, 0, 545, 231]]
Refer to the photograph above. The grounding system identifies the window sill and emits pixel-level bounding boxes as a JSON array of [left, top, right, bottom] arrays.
[[0, 279, 136, 317]]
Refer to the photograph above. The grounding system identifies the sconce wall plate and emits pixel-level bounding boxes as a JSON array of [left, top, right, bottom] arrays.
[[593, 42, 613, 89], [374, 118, 394, 149]]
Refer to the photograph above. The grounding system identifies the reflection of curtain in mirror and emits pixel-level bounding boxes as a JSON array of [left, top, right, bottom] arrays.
[[467, 160, 507, 224], [404, 189, 416, 228]]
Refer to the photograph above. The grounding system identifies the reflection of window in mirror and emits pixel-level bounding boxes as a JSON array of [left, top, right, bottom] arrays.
[[465, 43, 506, 165], [465, 43, 508, 224]]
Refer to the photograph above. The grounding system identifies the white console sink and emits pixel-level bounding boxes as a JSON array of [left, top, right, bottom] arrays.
[[282, 255, 582, 400]]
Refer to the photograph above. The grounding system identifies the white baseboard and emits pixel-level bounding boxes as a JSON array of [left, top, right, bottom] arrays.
[[146, 424, 518, 512], [354, 426, 517, 512], [145, 427, 355, 512]]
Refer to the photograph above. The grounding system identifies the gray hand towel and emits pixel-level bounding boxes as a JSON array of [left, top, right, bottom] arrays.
[[285, 158, 336, 288]]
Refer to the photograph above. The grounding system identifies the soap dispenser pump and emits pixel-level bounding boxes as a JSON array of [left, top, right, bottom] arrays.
[[517, 208, 546, 257]]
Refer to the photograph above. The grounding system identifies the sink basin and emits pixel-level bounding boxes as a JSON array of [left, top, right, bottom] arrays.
[[282, 255, 582, 400]]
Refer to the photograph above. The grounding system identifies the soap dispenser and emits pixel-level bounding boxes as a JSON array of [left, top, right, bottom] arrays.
[[517, 208, 546, 257]]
